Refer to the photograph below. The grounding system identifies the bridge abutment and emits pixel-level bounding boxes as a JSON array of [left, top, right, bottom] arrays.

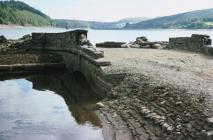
[[31, 30, 115, 97]]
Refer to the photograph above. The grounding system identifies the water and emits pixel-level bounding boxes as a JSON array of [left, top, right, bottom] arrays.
[[0, 73, 104, 140], [0, 26, 213, 43], [87, 29, 213, 44], [0, 26, 67, 40]]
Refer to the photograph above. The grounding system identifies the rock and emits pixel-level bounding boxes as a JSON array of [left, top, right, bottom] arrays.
[[167, 126, 173, 132], [176, 117, 181, 122], [112, 112, 117, 118], [141, 108, 150, 114], [162, 123, 170, 129], [130, 36, 168, 49], [186, 123, 192, 131], [153, 115, 162, 123], [129, 44, 140, 48], [162, 123, 173, 132], [197, 131, 213, 140], [149, 112, 157, 118], [139, 44, 152, 48], [145, 112, 154, 118], [207, 117, 213, 126], [20, 34, 31, 41], [160, 100, 165, 104], [96, 42, 126, 48], [206, 131, 213, 140], [151, 43, 163, 49], [0, 35, 7, 44], [121, 43, 130, 48], [176, 124, 182, 131], [96, 102, 105, 108], [175, 101, 183, 106], [185, 113, 191, 117], [136, 36, 148, 44]]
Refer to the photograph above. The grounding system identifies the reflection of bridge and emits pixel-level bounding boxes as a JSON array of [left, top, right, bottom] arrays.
[[28, 72, 102, 127], [31, 30, 123, 97]]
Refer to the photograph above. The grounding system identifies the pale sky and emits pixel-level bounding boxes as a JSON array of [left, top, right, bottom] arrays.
[[19, 0, 213, 21]]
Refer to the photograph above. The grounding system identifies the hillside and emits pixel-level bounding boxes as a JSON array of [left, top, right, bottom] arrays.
[[54, 17, 149, 29], [125, 8, 213, 29], [0, 0, 53, 26], [54, 19, 125, 30], [118, 17, 150, 24]]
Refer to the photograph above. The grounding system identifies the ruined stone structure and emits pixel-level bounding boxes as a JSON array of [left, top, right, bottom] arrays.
[[168, 34, 213, 55], [31, 30, 119, 97]]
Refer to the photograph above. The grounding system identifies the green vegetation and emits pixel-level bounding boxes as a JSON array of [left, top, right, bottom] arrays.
[[0, 0, 53, 26], [54, 17, 149, 30], [125, 8, 213, 29], [54, 19, 127, 30]]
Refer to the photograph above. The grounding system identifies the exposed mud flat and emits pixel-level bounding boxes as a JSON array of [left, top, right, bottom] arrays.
[[98, 48, 213, 140]]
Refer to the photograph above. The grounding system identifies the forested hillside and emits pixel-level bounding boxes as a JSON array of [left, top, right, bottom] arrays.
[[0, 0, 53, 26], [125, 8, 213, 29]]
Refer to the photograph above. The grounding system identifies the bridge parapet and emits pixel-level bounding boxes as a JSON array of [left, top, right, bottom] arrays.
[[32, 30, 104, 60], [31, 30, 114, 97]]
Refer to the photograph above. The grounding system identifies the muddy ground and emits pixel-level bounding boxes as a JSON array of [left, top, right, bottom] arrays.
[[98, 48, 213, 140]]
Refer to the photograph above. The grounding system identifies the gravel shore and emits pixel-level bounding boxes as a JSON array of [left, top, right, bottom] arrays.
[[98, 48, 213, 140]]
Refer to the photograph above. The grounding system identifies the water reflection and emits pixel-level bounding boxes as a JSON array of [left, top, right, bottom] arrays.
[[28, 72, 103, 126], [0, 72, 104, 140]]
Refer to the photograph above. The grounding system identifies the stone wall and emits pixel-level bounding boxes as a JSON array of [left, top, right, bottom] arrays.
[[168, 34, 213, 55], [32, 30, 87, 48], [31, 30, 116, 97]]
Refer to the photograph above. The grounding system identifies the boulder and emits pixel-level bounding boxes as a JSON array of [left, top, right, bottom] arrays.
[[20, 34, 32, 41], [136, 36, 148, 42], [129, 44, 140, 48], [0, 35, 7, 44], [151, 43, 164, 49], [134, 37, 148, 45], [96, 102, 105, 108], [96, 42, 126, 48]]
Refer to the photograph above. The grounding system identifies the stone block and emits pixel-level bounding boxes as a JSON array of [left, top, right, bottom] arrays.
[[0, 35, 7, 44], [168, 34, 212, 55]]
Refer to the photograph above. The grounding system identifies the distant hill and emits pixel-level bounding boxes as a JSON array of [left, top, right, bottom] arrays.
[[54, 19, 125, 30], [118, 17, 150, 24], [0, 0, 53, 26], [54, 17, 149, 30], [125, 8, 213, 29]]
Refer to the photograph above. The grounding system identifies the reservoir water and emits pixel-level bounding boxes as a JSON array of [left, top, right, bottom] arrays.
[[0, 27, 213, 140], [0, 26, 213, 43], [0, 73, 104, 140]]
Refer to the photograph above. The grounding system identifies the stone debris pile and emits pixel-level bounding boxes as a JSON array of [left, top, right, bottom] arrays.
[[96, 36, 168, 49], [0, 35, 32, 54], [122, 36, 168, 49], [96, 41, 126, 48]]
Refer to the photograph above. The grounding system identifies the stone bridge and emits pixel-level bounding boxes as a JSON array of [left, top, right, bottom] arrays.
[[31, 30, 123, 98]]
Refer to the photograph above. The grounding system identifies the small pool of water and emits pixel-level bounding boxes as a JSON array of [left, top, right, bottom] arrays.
[[0, 72, 104, 140]]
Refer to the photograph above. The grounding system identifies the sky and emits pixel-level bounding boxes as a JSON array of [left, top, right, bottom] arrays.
[[18, 0, 213, 21]]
